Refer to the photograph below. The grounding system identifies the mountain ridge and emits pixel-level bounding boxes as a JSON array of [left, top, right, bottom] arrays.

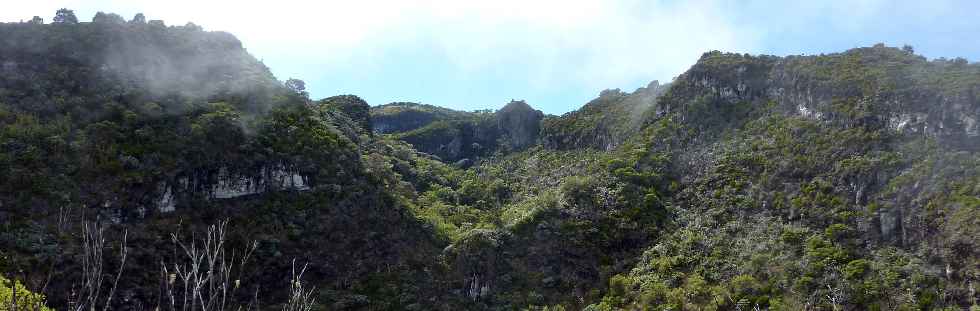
[[0, 12, 978, 310]]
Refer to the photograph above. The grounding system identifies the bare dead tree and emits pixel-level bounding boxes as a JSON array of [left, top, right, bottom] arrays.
[[68, 222, 128, 311], [9, 217, 312, 311], [281, 260, 316, 311], [102, 229, 128, 311], [159, 220, 257, 311], [823, 266, 847, 311], [825, 284, 844, 311], [970, 281, 976, 307]]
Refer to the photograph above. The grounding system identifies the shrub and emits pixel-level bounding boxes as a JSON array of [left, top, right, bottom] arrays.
[[0, 275, 52, 311]]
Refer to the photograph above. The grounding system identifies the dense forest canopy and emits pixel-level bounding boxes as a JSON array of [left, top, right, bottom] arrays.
[[1, 9, 978, 311]]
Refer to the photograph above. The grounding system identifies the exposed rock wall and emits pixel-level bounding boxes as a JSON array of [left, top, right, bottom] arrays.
[[664, 48, 979, 148], [382, 101, 544, 162], [151, 165, 311, 213], [495, 100, 544, 150]]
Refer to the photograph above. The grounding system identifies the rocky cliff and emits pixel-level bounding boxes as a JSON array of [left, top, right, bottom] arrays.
[[379, 100, 544, 163], [495, 100, 544, 150], [583, 45, 980, 310], [371, 102, 475, 134], [659, 46, 979, 148]]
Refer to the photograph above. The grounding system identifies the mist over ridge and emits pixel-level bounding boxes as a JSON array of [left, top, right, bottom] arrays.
[[0, 6, 978, 311], [6, 1, 979, 114]]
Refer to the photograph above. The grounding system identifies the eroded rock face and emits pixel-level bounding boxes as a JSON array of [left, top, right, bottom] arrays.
[[495, 100, 544, 150], [372, 108, 438, 134], [668, 49, 979, 149], [156, 184, 176, 213], [152, 166, 310, 213], [377, 101, 546, 162], [371, 102, 472, 134], [879, 206, 903, 245]]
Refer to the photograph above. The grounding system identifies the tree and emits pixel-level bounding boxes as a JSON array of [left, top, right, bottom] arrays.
[[0, 275, 53, 311], [52, 8, 78, 24], [92, 12, 107, 23], [285, 78, 308, 97], [92, 12, 125, 25], [184, 22, 203, 31], [28, 16, 43, 24], [130, 13, 146, 24], [901, 44, 915, 54], [320, 95, 372, 133]]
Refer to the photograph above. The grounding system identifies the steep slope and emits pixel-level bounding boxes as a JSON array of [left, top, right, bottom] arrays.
[[320, 94, 373, 134], [656, 46, 978, 147], [541, 80, 668, 151], [588, 45, 980, 310], [0, 15, 447, 309], [0, 17, 283, 118]]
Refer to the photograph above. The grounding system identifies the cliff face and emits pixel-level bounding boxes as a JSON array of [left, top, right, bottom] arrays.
[[659, 46, 979, 148], [496, 100, 544, 150], [378, 100, 544, 163], [0, 17, 445, 309], [0, 19, 313, 222], [583, 45, 980, 310], [651, 46, 979, 245], [371, 102, 475, 134]]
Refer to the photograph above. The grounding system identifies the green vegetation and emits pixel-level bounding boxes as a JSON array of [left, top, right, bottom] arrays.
[[0, 274, 52, 311], [541, 81, 667, 151], [0, 12, 978, 310], [584, 45, 980, 311], [371, 102, 481, 134]]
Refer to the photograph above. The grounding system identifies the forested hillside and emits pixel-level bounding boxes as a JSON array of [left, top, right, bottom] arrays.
[[1, 10, 978, 311]]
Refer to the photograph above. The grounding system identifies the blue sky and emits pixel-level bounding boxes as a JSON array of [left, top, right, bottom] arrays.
[[4, 1, 979, 114]]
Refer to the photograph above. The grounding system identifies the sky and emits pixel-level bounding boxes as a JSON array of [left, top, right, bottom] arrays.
[[3, 0, 979, 114]]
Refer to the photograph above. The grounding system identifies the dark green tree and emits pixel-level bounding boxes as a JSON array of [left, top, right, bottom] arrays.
[[130, 13, 146, 24], [285, 78, 308, 97], [52, 8, 77, 24], [902, 44, 914, 54], [28, 16, 43, 24], [184, 22, 203, 31], [92, 12, 125, 24], [320, 95, 372, 133]]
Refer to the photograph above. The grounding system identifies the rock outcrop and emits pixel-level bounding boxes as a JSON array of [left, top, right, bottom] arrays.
[[495, 100, 544, 150], [371, 102, 474, 134], [150, 166, 311, 214], [377, 101, 544, 162], [660, 47, 980, 148]]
